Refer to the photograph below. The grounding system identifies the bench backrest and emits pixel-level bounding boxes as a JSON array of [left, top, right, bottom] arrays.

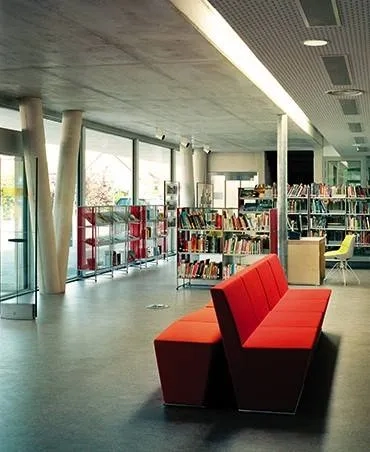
[[267, 253, 289, 297], [211, 273, 259, 347], [211, 254, 288, 348], [238, 267, 270, 322]]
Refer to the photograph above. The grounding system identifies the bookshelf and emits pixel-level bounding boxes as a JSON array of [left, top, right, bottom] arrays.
[[308, 184, 370, 263], [176, 207, 276, 288], [244, 182, 370, 264]]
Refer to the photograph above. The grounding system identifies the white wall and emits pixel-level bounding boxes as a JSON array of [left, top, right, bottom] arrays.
[[208, 152, 265, 182]]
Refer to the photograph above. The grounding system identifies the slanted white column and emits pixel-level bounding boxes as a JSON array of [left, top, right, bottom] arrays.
[[193, 147, 208, 205], [179, 144, 195, 207], [19, 97, 62, 294], [277, 114, 288, 272], [53, 110, 83, 289], [314, 141, 324, 183]]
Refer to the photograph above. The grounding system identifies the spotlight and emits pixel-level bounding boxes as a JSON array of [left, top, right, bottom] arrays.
[[155, 128, 166, 141]]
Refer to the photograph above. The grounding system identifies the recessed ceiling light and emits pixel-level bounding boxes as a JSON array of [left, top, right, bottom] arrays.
[[303, 39, 328, 47], [326, 88, 364, 97]]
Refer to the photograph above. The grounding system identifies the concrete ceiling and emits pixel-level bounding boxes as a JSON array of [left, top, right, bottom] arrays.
[[209, 0, 370, 157], [0, 0, 347, 154]]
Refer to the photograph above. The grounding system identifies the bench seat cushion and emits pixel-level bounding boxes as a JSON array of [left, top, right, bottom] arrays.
[[274, 297, 328, 313], [281, 288, 331, 303], [155, 320, 221, 344], [243, 326, 318, 349], [179, 307, 217, 323], [259, 310, 323, 328]]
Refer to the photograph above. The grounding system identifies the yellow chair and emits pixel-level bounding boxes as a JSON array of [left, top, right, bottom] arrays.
[[324, 234, 360, 285]]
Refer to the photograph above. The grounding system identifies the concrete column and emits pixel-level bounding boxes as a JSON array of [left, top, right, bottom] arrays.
[[277, 114, 288, 272], [169, 148, 177, 254], [179, 144, 195, 207], [313, 142, 324, 183], [77, 125, 86, 206], [19, 97, 62, 294], [53, 110, 83, 289], [132, 139, 139, 204], [193, 147, 208, 205]]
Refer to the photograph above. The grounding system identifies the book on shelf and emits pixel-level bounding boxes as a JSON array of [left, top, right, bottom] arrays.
[[178, 257, 222, 280]]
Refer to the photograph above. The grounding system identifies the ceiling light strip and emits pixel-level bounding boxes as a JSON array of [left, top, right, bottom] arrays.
[[170, 0, 323, 144]]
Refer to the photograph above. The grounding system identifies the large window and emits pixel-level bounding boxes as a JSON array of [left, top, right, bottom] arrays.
[[139, 143, 170, 205], [85, 129, 133, 206]]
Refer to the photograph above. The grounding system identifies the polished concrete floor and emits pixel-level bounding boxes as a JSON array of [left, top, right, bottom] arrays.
[[0, 259, 369, 452]]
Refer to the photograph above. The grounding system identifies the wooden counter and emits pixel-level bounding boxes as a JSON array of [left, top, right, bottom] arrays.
[[287, 237, 326, 286]]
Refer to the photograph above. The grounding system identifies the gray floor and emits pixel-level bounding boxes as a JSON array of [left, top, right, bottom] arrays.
[[0, 259, 369, 452]]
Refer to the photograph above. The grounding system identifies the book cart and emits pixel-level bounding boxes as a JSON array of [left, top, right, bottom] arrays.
[[77, 204, 168, 280]]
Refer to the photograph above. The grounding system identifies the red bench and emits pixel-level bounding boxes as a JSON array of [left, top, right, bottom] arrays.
[[154, 254, 331, 414]]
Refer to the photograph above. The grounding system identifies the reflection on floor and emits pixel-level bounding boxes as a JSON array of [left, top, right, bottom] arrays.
[[0, 259, 369, 451]]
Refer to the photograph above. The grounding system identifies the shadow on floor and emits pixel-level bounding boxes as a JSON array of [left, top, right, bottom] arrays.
[[136, 331, 340, 441]]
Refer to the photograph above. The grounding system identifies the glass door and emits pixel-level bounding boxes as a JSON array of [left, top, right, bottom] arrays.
[[0, 155, 34, 300]]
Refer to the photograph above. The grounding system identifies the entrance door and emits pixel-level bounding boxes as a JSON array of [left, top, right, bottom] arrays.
[[0, 155, 33, 299]]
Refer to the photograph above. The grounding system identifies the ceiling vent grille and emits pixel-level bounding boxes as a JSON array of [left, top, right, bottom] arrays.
[[298, 0, 341, 27], [339, 99, 358, 115], [322, 56, 351, 85], [348, 123, 362, 133]]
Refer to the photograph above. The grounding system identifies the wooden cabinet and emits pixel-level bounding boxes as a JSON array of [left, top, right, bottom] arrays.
[[287, 237, 326, 286]]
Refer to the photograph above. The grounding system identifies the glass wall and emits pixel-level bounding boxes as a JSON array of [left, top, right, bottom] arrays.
[[0, 105, 174, 297], [85, 129, 133, 206], [139, 143, 170, 205], [0, 108, 33, 299], [0, 156, 28, 298]]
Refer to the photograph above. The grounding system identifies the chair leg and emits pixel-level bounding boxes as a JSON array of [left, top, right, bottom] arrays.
[[325, 259, 360, 285], [340, 261, 346, 286], [324, 261, 340, 282], [345, 261, 361, 284]]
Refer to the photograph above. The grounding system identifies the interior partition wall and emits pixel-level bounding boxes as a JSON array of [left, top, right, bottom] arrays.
[[211, 172, 259, 208]]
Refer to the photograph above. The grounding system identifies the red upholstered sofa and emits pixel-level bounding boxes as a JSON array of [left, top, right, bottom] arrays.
[[154, 254, 331, 414]]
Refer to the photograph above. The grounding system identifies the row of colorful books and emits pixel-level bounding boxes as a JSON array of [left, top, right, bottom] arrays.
[[177, 258, 223, 280], [178, 209, 223, 230], [223, 212, 270, 231], [223, 236, 269, 255], [222, 264, 247, 280], [177, 232, 222, 254], [346, 216, 370, 230]]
